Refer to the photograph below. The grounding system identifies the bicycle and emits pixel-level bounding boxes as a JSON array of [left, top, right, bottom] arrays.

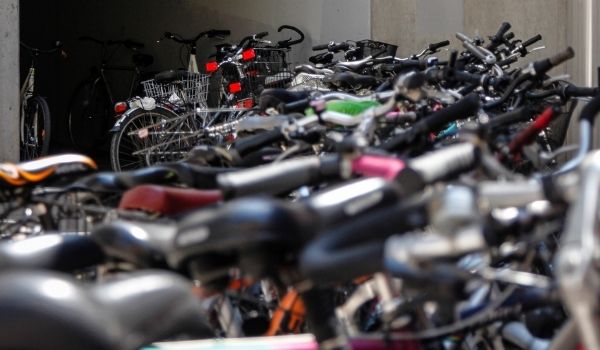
[[67, 36, 154, 151], [19, 41, 63, 160], [110, 30, 253, 171]]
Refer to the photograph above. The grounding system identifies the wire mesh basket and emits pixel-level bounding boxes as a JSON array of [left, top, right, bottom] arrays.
[[142, 73, 210, 107], [288, 72, 331, 92], [355, 39, 398, 58], [243, 48, 294, 96]]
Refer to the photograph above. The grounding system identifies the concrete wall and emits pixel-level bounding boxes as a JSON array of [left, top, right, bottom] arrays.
[[372, 0, 568, 70], [0, 0, 20, 162]]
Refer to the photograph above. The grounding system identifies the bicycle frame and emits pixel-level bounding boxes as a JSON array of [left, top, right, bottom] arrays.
[[98, 64, 141, 107], [19, 62, 37, 148]]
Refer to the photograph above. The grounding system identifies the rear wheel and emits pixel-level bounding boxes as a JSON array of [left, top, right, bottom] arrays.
[[20, 95, 51, 160], [110, 107, 199, 171]]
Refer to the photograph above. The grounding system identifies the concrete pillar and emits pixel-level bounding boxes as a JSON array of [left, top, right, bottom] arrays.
[[0, 0, 19, 162]]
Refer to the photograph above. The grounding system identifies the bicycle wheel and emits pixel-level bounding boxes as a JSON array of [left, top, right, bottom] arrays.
[[67, 78, 112, 151], [110, 107, 199, 171], [20, 95, 51, 160]]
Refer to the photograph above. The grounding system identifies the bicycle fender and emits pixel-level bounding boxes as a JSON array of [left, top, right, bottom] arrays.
[[110, 107, 142, 133]]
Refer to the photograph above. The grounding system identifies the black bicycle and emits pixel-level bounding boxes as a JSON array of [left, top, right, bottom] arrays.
[[67, 36, 154, 151]]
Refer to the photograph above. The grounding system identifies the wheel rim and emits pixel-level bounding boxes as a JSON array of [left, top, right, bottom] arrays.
[[114, 111, 198, 171]]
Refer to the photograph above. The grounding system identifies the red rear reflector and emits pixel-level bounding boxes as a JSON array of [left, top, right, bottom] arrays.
[[205, 61, 219, 73], [114, 102, 128, 114], [229, 82, 242, 94], [235, 98, 254, 109], [242, 48, 256, 61]]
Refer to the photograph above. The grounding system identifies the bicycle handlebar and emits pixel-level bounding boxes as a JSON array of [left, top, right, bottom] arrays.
[[20, 41, 63, 55], [277, 25, 305, 48], [163, 29, 230, 45]]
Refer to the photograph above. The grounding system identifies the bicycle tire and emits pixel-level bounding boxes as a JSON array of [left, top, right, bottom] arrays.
[[20, 95, 51, 160], [67, 77, 112, 151], [110, 106, 197, 171]]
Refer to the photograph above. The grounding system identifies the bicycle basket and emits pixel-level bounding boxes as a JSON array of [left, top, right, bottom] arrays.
[[356, 39, 398, 58], [289, 72, 331, 92], [244, 48, 294, 94], [142, 73, 210, 107]]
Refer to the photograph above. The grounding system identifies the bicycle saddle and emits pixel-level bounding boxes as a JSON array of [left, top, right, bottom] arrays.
[[0, 270, 213, 350], [323, 71, 378, 89], [132, 53, 154, 67], [119, 185, 223, 215], [154, 70, 194, 84], [0, 234, 104, 272], [92, 220, 177, 268], [258, 88, 310, 112], [69, 166, 181, 192], [0, 154, 97, 188], [168, 197, 314, 283]]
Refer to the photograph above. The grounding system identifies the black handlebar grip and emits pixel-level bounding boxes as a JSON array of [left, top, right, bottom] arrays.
[[428, 40, 450, 52], [497, 56, 518, 67], [281, 98, 311, 113], [579, 94, 600, 125], [164, 32, 174, 38], [312, 43, 329, 51], [406, 142, 479, 184], [523, 34, 542, 48], [494, 22, 512, 39], [549, 46, 575, 66], [233, 128, 286, 157], [422, 93, 480, 132], [209, 30, 231, 37], [564, 85, 599, 98], [488, 106, 533, 128], [217, 156, 322, 198], [255, 31, 269, 39]]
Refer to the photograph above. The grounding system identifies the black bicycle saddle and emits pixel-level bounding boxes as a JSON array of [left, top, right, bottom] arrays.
[[0, 233, 104, 272], [0, 270, 213, 350], [92, 220, 178, 268], [154, 69, 193, 84]]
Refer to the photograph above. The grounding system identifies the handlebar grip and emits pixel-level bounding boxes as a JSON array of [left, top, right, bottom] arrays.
[[565, 85, 599, 98], [217, 156, 324, 198], [164, 32, 174, 38], [404, 142, 479, 184], [422, 93, 480, 132], [281, 98, 311, 114], [494, 22, 512, 39], [488, 106, 533, 128], [463, 41, 490, 62], [232, 128, 286, 157], [428, 40, 450, 52], [579, 93, 600, 125], [497, 56, 518, 67], [549, 46, 575, 66], [522, 34, 542, 48], [312, 43, 329, 51], [212, 30, 231, 36], [330, 42, 350, 52], [255, 31, 269, 39]]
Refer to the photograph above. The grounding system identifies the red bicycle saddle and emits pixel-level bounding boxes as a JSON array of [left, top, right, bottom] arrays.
[[119, 185, 223, 215]]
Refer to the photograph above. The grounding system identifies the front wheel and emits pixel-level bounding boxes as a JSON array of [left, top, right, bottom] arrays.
[[20, 95, 51, 160], [110, 106, 197, 171]]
